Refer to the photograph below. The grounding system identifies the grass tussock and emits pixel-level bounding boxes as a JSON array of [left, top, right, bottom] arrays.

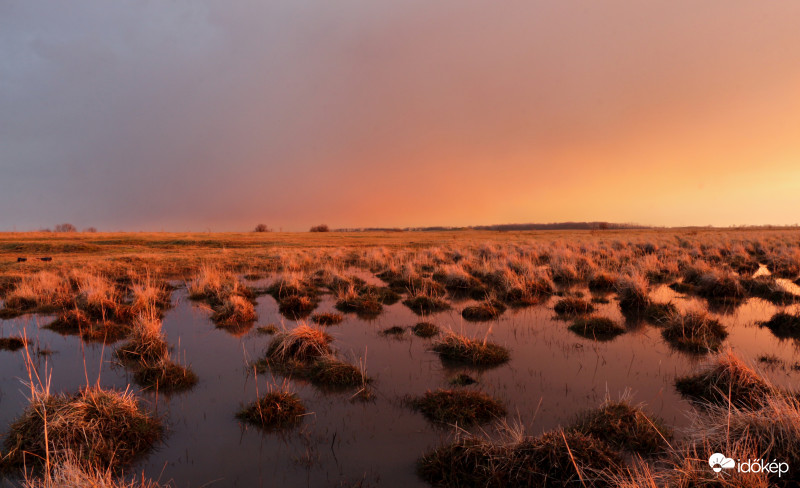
[[412, 322, 439, 338], [46, 307, 131, 344], [402, 283, 451, 315], [685, 396, 800, 485], [267, 273, 319, 319], [758, 311, 800, 340], [674, 351, 779, 409], [642, 301, 678, 324], [211, 294, 256, 330], [334, 284, 399, 318], [236, 389, 306, 430], [568, 316, 625, 341], [2, 386, 162, 470], [311, 312, 344, 326], [615, 273, 651, 314], [418, 425, 623, 488], [21, 453, 169, 488], [433, 333, 510, 367], [266, 325, 333, 363], [553, 297, 595, 317], [260, 326, 370, 390], [742, 276, 798, 305], [569, 396, 672, 455], [461, 299, 506, 322], [306, 355, 370, 389], [661, 309, 728, 354], [408, 389, 506, 426], [133, 357, 198, 393], [115, 311, 169, 364]]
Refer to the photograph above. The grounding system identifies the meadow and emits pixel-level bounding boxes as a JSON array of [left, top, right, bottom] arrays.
[[0, 228, 799, 487]]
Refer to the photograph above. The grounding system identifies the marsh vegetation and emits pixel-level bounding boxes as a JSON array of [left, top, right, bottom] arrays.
[[1, 229, 800, 486]]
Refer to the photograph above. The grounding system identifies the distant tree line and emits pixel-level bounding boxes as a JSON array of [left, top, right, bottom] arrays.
[[39, 223, 97, 233], [333, 222, 648, 232]]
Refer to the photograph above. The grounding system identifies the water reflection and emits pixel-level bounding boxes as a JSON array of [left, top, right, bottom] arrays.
[[0, 282, 799, 487]]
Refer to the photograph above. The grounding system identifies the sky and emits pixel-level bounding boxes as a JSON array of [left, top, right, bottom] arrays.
[[2, 1, 800, 231]]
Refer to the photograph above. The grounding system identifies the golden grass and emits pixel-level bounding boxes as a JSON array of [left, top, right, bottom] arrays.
[[2, 385, 162, 470]]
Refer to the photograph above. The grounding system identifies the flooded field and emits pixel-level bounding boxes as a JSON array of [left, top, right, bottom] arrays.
[[2, 276, 799, 487], [1, 230, 800, 487]]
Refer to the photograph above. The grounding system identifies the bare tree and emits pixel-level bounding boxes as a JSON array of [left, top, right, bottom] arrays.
[[54, 223, 77, 232], [309, 224, 330, 232], [254, 224, 272, 232]]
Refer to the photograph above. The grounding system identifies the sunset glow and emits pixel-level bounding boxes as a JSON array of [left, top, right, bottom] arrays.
[[2, 1, 800, 230]]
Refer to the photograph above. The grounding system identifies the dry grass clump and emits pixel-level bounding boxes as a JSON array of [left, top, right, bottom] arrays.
[[334, 284, 384, 318], [758, 311, 800, 340], [276, 294, 317, 319], [588, 271, 618, 292], [259, 326, 370, 390], [765, 249, 800, 279], [2, 386, 162, 470], [0, 336, 28, 351], [267, 273, 319, 318], [568, 317, 625, 341], [21, 453, 169, 488], [187, 265, 237, 302], [685, 396, 800, 485], [641, 301, 678, 324], [615, 273, 651, 314], [661, 309, 728, 354], [403, 285, 451, 315], [408, 389, 506, 426], [609, 441, 771, 488], [311, 312, 344, 326], [211, 294, 256, 330], [265, 325, 333, 363], [742, 276, 798, 305], [115, 311, 169, 364], [0, 271, 70, 317], [695, 269, 746, 303], [412, 322, 439, 338], [674, 351, 779, 409], [433, 333, 510, 367], [236, 389, 305, 430], [306, 355, 370, 389], [569, 397, 672, 455], [433, 264, 486, 297], [418, 426, 623, 488], [477, 264, 554, 306], [46, 307, 131, 344], [461, 299, 506, 322], [133, 357, 198, 393], [188, 266, 258, 325], [553, 297, 595, 317]]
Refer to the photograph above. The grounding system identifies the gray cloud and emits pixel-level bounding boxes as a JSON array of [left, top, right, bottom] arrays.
[[2, 1, 800, 230]]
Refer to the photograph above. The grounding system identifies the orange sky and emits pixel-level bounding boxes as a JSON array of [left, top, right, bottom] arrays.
[[2, 1, 800, 230]]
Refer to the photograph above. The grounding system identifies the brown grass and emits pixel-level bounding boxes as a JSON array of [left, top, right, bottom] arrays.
[[432, 333, 510, 367], [2, 386, 162, 470]]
